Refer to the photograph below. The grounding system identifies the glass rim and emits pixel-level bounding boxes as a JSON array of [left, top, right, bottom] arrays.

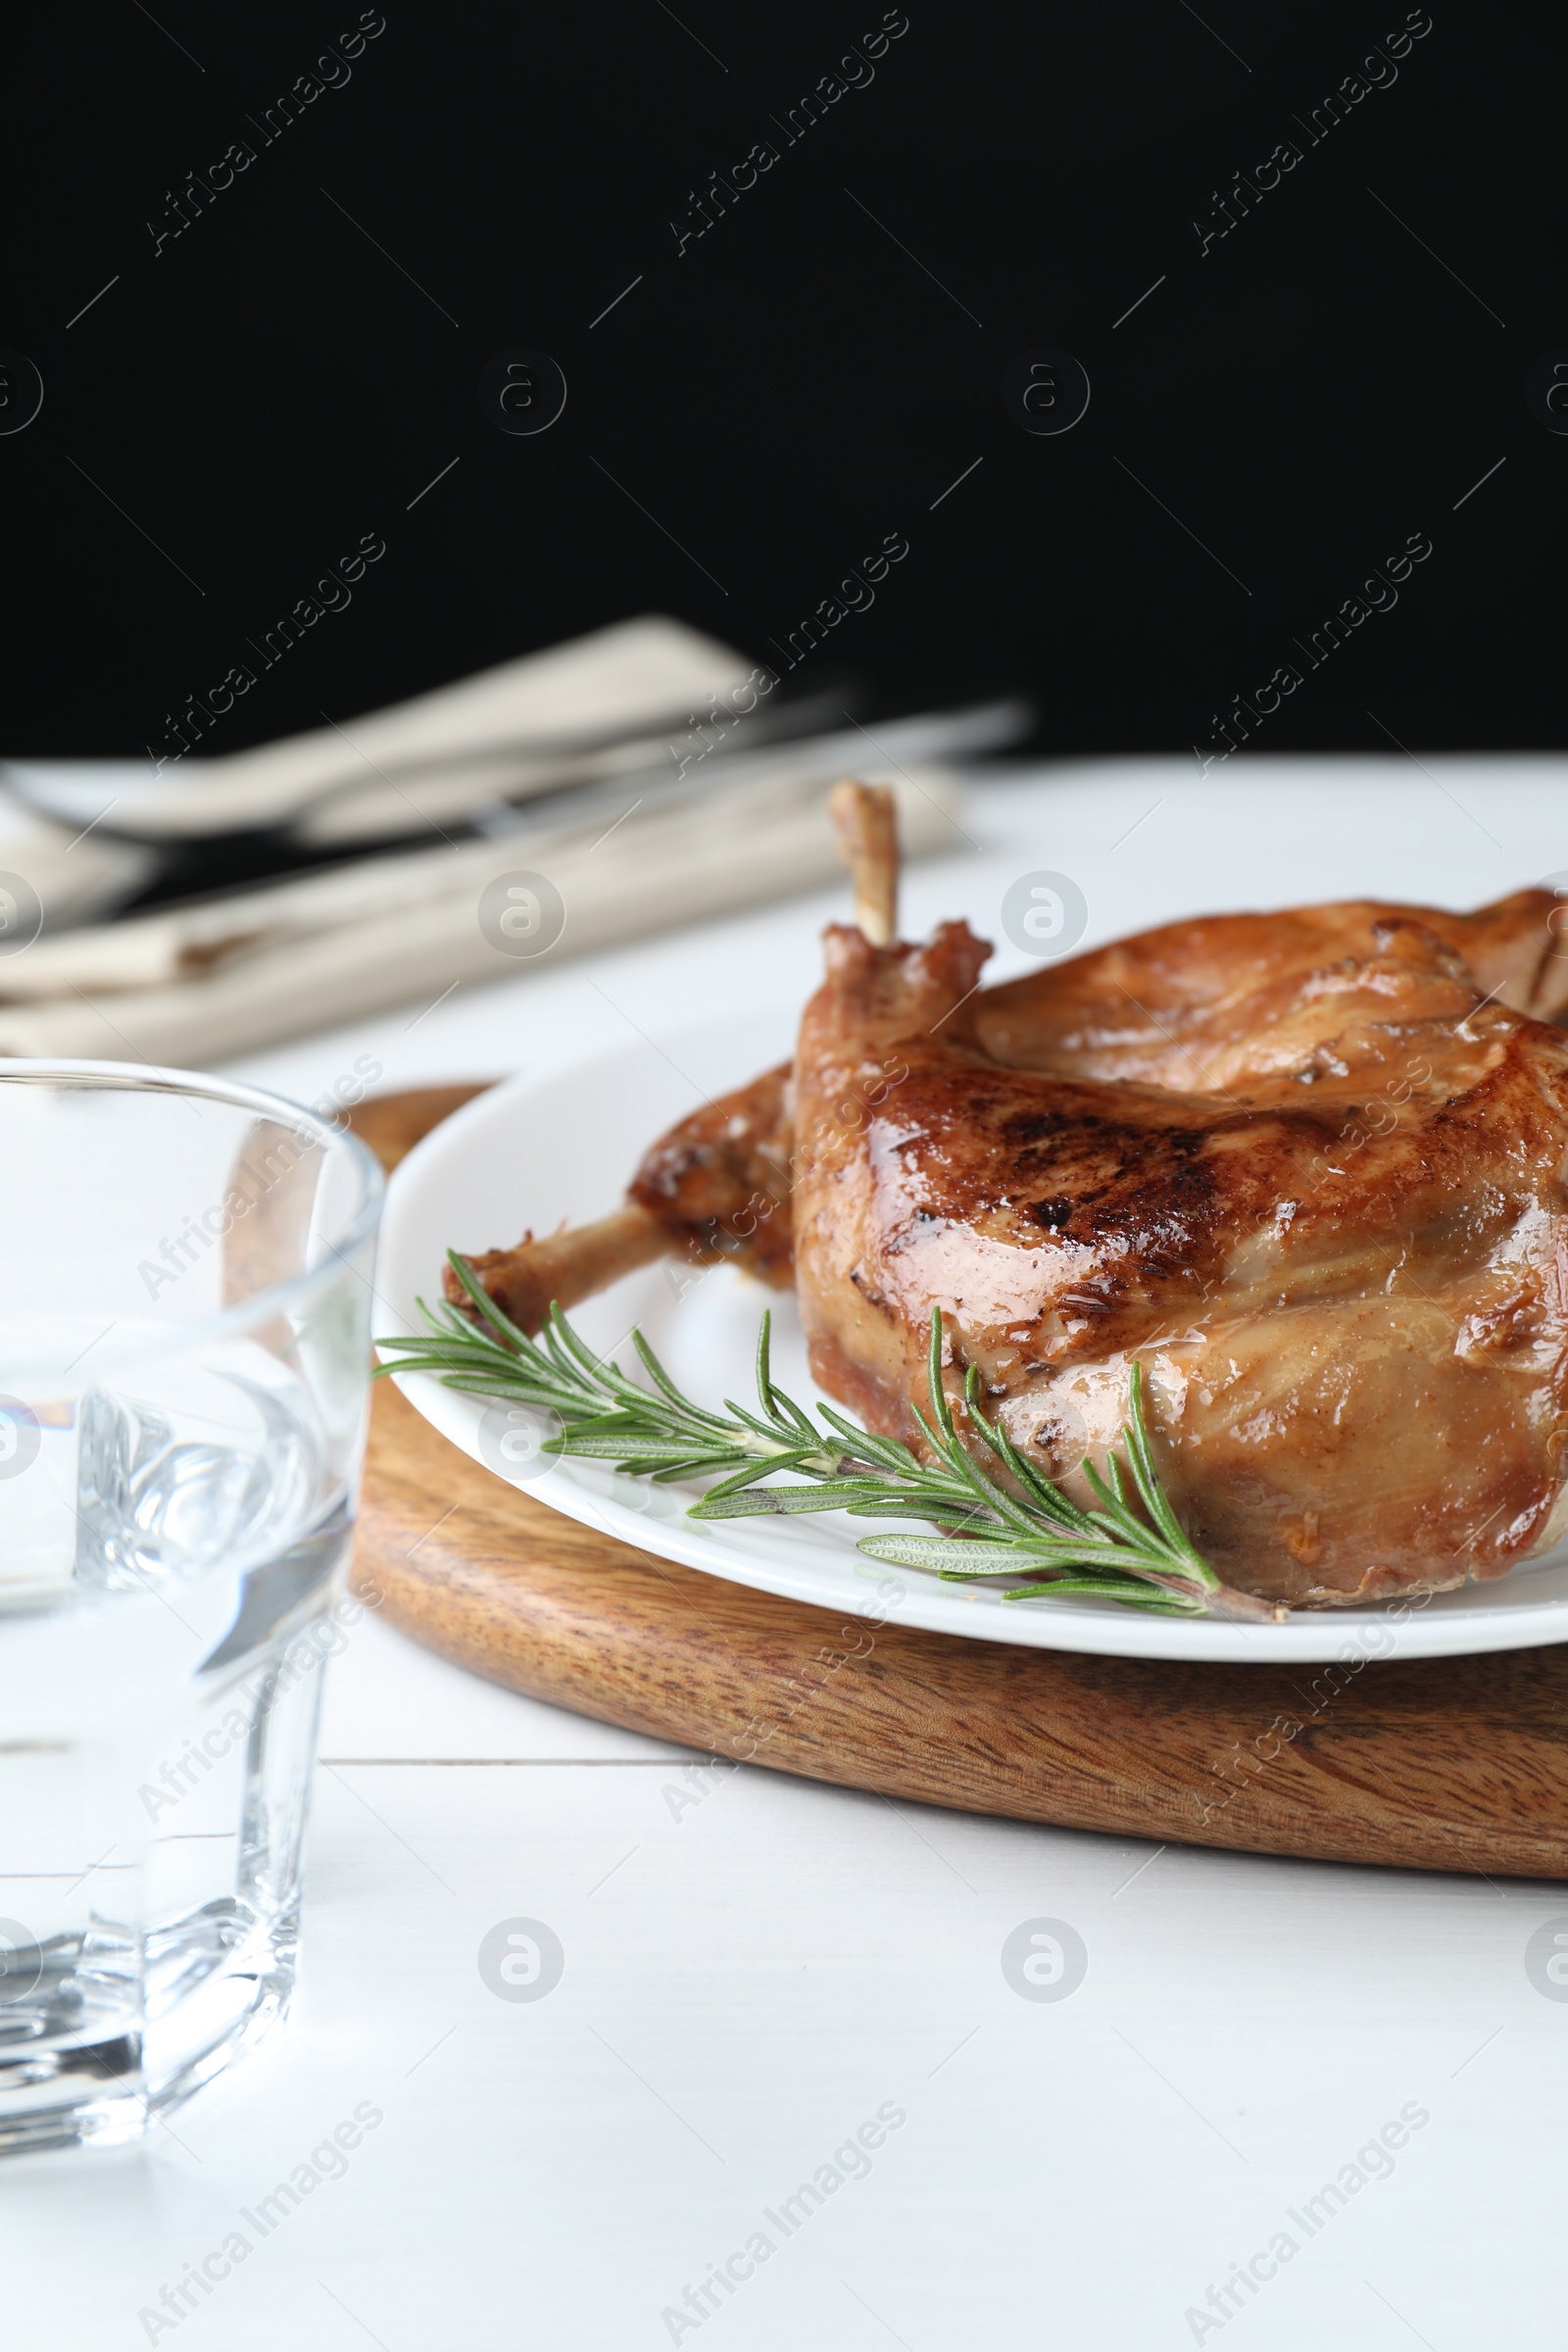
[[0, 1056, 385, 1373]]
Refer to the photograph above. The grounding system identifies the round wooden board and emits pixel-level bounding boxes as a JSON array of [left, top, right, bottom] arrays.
[[350, 1088, 1568, 1879]]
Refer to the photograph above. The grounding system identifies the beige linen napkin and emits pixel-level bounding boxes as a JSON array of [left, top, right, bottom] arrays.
[[0, 616, 986, 1065], [0, 762, 963, 1063], [7, 617, 768, 848]]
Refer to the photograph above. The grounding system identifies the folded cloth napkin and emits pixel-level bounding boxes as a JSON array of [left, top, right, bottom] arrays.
[[0, 759, 964, 1063], [0, 617, 986, 1065], [4, 616, 779, 849], [0, 795, 155, 930]]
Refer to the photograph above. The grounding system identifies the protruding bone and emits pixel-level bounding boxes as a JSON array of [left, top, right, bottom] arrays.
[[828, 780, 900, 946], [447, 1203, 672, 1336]]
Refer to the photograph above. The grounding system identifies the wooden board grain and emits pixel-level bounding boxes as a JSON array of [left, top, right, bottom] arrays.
[[350, 1088, 1568, 1879]]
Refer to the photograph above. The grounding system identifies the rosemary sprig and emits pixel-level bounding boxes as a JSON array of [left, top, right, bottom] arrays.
[[372, 1251, 1227, 1617]]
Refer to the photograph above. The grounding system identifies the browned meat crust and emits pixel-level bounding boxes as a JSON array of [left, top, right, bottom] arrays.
[[975, 888, 1568, 1084], [626, 1060, 795, 1284], [792, 910, 1568, 1606]]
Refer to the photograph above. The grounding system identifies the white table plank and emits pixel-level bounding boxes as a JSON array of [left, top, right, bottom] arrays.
[[7, 1763, 1564, 2349]]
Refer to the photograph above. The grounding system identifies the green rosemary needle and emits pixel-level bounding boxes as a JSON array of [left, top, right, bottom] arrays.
[[372, 1250, 1227, 1617]]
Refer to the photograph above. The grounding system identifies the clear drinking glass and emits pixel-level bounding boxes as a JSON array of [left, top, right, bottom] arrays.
[[0, 1061, 383, 2154]]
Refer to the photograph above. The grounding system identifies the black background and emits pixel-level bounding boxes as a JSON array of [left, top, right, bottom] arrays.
[[4, 0, 1560, 765]]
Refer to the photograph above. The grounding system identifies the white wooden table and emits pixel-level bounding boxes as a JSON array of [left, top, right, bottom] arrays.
[[11, 762, 1567, 2350]]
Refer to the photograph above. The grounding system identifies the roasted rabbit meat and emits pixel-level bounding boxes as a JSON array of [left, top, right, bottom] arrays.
[[452, 785, 1568, 1608], [791, 906, 1568, 1607]]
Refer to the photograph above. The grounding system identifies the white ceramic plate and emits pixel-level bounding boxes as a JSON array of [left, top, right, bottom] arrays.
[[376, 1008, 1568, 1665]]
